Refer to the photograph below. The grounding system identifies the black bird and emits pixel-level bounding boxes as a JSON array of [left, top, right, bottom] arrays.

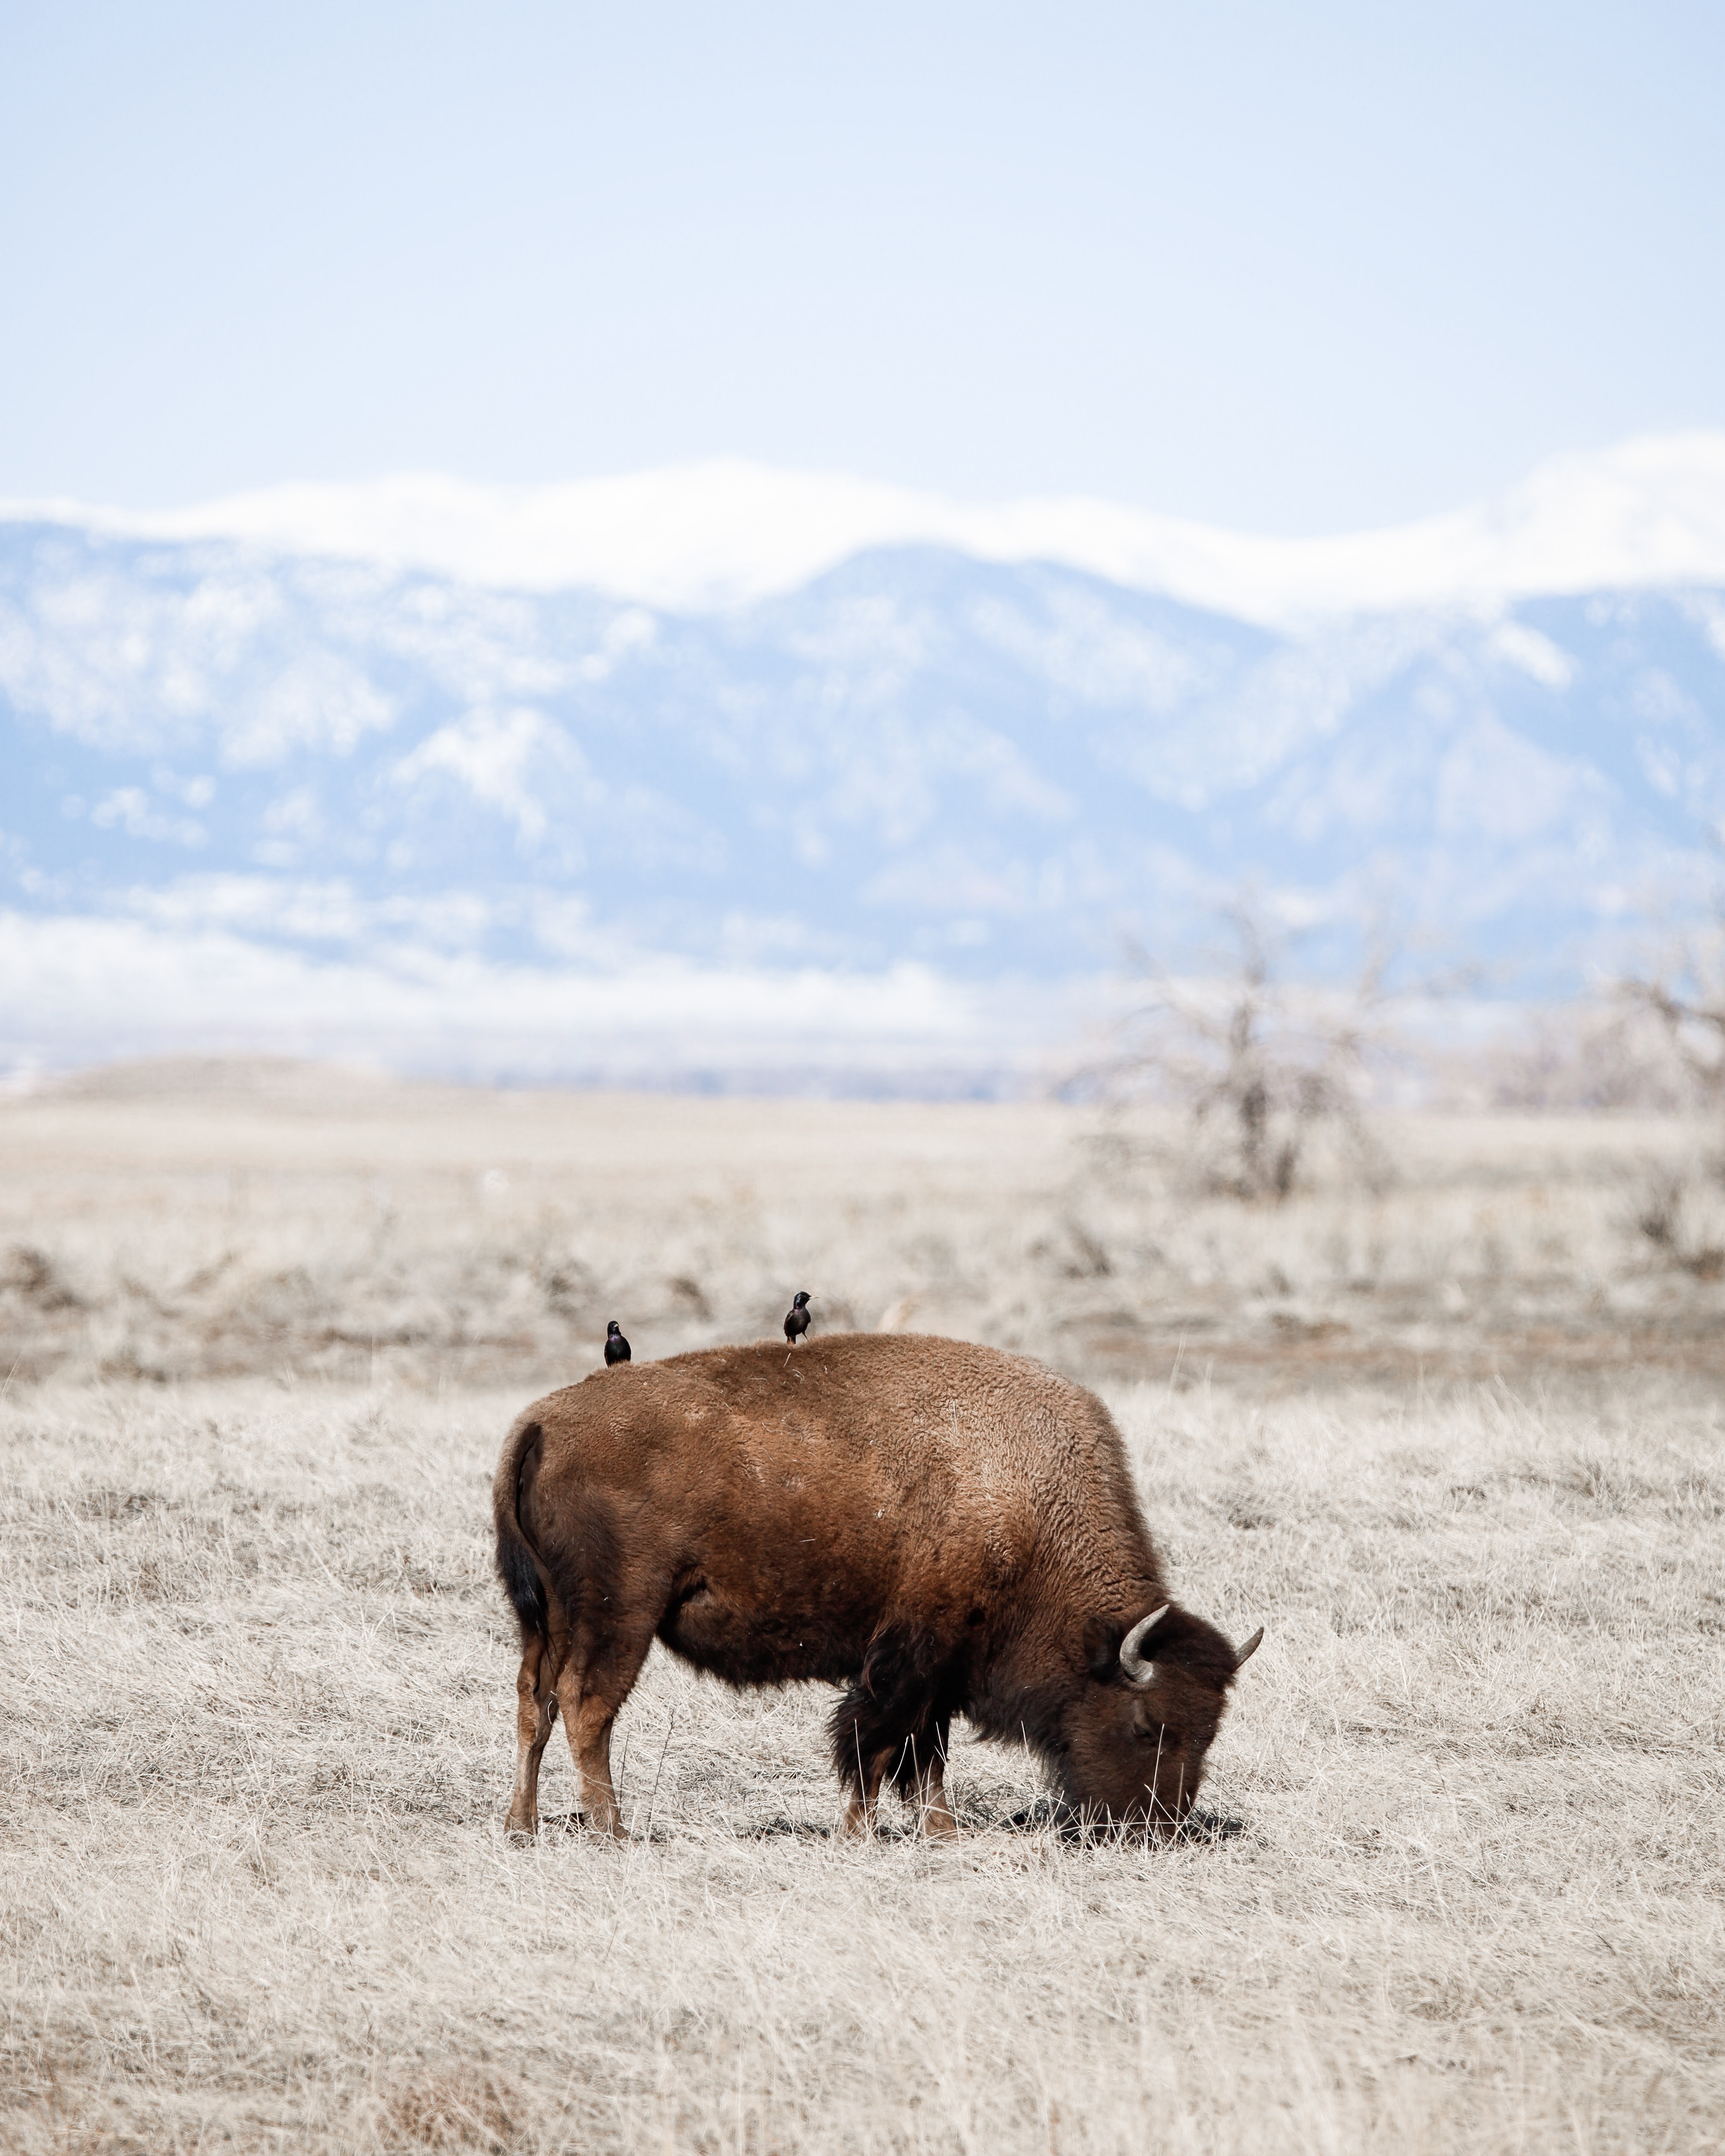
[[604, 1320, 632, 1366], [783, 1290, 812, 1346]]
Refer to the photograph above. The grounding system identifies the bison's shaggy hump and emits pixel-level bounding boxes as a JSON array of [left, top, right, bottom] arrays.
[[493, 1332, 1259, 1839]]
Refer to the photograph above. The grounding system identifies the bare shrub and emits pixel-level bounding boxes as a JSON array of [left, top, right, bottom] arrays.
[[1633, 1167, 1725, 1280], [1621, 916, 1725, 1110], [1, 1245, 85, 1311], [1079, 908, 1395, 1201], [1610, 918, 1725, 1278], [1483, 1001, 1701, 1112]]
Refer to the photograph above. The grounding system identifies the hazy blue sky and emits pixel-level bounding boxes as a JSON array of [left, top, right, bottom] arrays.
[[3, 1, 1722, 530]]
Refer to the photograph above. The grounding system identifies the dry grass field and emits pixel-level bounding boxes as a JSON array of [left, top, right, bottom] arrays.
[[3, 1062, 1723, 2154]]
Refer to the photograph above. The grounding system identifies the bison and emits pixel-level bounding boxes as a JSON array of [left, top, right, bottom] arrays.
[[493, 1331, 1260, 1840]]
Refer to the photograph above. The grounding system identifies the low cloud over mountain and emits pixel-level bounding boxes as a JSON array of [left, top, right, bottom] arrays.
[[4, 443, 1723, 1085]]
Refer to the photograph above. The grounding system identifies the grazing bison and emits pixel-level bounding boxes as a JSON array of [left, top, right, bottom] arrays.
[[493, 1332, 1260, 1840]]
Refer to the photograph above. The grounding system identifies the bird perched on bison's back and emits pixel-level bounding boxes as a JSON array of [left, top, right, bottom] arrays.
[[604, 1321, 631, 1366], [783, 1291, 812, 1345]]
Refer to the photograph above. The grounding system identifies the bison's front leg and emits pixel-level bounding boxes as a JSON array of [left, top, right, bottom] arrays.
[[913, 1749, 959, 1841], [505, 1631, 563, 1838]]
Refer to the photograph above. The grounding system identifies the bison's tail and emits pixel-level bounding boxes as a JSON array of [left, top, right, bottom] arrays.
[[493, 1414, 550, 1647]]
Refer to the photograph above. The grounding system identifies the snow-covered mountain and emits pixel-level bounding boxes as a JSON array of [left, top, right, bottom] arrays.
[[3, 441, 1724, 1085]]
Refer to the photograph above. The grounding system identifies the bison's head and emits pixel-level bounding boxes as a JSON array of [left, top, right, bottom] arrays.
[[1061, 1603, 1262, 1833]]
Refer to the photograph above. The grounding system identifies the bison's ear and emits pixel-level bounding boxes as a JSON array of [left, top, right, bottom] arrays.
[[1083, 1617, 1122, 1678]]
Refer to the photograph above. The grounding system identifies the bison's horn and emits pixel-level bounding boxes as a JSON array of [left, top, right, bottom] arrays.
[[1118, 1604, 1170, 1684], [1234, 1627, 1264, 1670]]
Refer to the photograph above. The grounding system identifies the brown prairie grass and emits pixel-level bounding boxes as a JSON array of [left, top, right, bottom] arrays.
[[4, 1370, 1723, 2153], [1, 1069, 1723, 2153], [2, 1063, 1721, 1393]]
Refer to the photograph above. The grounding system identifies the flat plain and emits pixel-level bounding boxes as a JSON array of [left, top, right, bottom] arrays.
[[2, 1063, 1723, 2154]]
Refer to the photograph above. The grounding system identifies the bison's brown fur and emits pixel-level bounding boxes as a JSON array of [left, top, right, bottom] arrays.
[[493, 1332, 1259, 1839]]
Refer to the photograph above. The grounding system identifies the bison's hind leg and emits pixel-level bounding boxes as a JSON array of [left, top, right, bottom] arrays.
[[506, 1627, 563, 1838], [553, 1614, 661, 1840]]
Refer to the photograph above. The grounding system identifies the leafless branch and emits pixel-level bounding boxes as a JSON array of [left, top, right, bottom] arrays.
[[1081, 904, 1419, 1201]]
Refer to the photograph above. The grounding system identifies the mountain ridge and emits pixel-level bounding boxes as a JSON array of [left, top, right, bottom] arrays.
[[3, 483, 1722, 1084]]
